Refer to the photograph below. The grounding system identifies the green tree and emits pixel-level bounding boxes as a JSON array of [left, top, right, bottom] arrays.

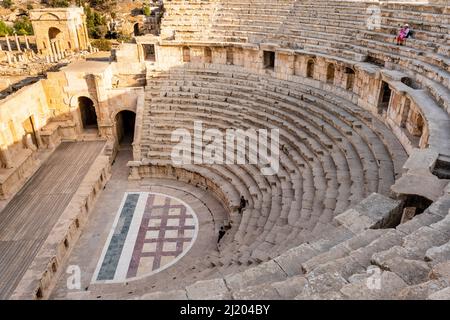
[[50, 0, 70, 7], [0, 21, 13, 36], [91, 38, 111, 51], [143, 5, 151, 17], [13, 17, 34, 35], [85, 5, 107, 39], [2, 0, 13, 9]]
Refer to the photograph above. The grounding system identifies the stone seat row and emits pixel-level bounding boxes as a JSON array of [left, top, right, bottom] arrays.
[[140, 65, 404, 262], [133, 190, 450, 300], [143, 95, 387, 259]]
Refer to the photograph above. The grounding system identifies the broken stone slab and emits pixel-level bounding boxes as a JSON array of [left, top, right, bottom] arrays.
[[224, 260, 287, 291], [272, 276, 307, 299], [185, 278, 230, 300], [273, 243, 319, 277], [391, 174, 448, 202], [402, 148, 439, 175], [333, 193, 402, 233], [340, 271, 408, 300], [372, 246, 419, 266], [373, 257, 430, 286], [298, 271, 348, 298]]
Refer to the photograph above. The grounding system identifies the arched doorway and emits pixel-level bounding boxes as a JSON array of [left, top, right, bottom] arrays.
[[48, 27, 62, 41], [79, 97, 98, 131], [115, 110, 136, 145]]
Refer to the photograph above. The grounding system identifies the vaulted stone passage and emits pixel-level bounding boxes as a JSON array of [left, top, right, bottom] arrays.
[[79, 96, 98, 131], [115, 110, 136, 145]]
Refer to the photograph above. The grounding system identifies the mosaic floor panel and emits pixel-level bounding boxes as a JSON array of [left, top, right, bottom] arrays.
[[92, 192, 198, 283]]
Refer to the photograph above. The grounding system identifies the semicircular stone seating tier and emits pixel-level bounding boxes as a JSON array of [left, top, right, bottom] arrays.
[[140, 63, 409, 269]]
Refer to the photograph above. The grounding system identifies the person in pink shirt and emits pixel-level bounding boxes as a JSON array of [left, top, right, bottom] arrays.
[[396, 24, 411, 45]]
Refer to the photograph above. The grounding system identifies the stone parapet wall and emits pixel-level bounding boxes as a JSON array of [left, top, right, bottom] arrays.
[[10, 150, 111, 300]]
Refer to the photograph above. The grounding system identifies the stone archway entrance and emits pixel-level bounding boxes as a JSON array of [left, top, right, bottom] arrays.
[[79, 97, 98, 131], [48, 27, 62, 41], [115, 110, 136, 145]]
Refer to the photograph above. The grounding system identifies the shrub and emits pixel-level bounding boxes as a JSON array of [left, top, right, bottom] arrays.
[[85, 6, 107, 39], [2, 0, 13, 9], [13, 17, 33, 35], [0, 20, 13, 36], [143, 5, 151, 17], [50, 0, 70, 8], [91, 38, 111, 51]]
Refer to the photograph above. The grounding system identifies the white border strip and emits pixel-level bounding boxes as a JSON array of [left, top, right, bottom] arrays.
[[90, 192, 141, 284], [114, 192, 149, 281]]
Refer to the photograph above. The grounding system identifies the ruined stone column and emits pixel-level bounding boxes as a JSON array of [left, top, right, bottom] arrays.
[[51, 41, 59, 60], [24, 35, 30, 50], [6, 52, 12, 65], [0, 145, 14, 169], [54, 41, 61, 60], [57, 40, 65, 58], [14, 34, 21, 52], [5, 35, 12, 51]]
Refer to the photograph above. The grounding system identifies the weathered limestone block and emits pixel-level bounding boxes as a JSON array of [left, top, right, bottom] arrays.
[[429, 261, 450, 282], [402, 148, 439, 174], [334, 193, 402, 233], [428, 287, 450, 300], [373, 257, 430, 285], [186, 278, 230, 300], [425, 241, 450, 264], [224, 260, 287, 291], [372, 246, 419, 265], [271, 275, 308, 299], [296, 272, 348, 298], [340, 271, 408, 300], [273, 243, 319, 276], [397, 279, 448, 300]]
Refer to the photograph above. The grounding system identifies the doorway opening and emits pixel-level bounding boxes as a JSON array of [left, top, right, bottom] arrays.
[[263, 51, 275, 70], [142, 44, 155, 61], [115, 110, 136, 145], [378, 81, 392, 115], [79, 97, 98, 131]]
